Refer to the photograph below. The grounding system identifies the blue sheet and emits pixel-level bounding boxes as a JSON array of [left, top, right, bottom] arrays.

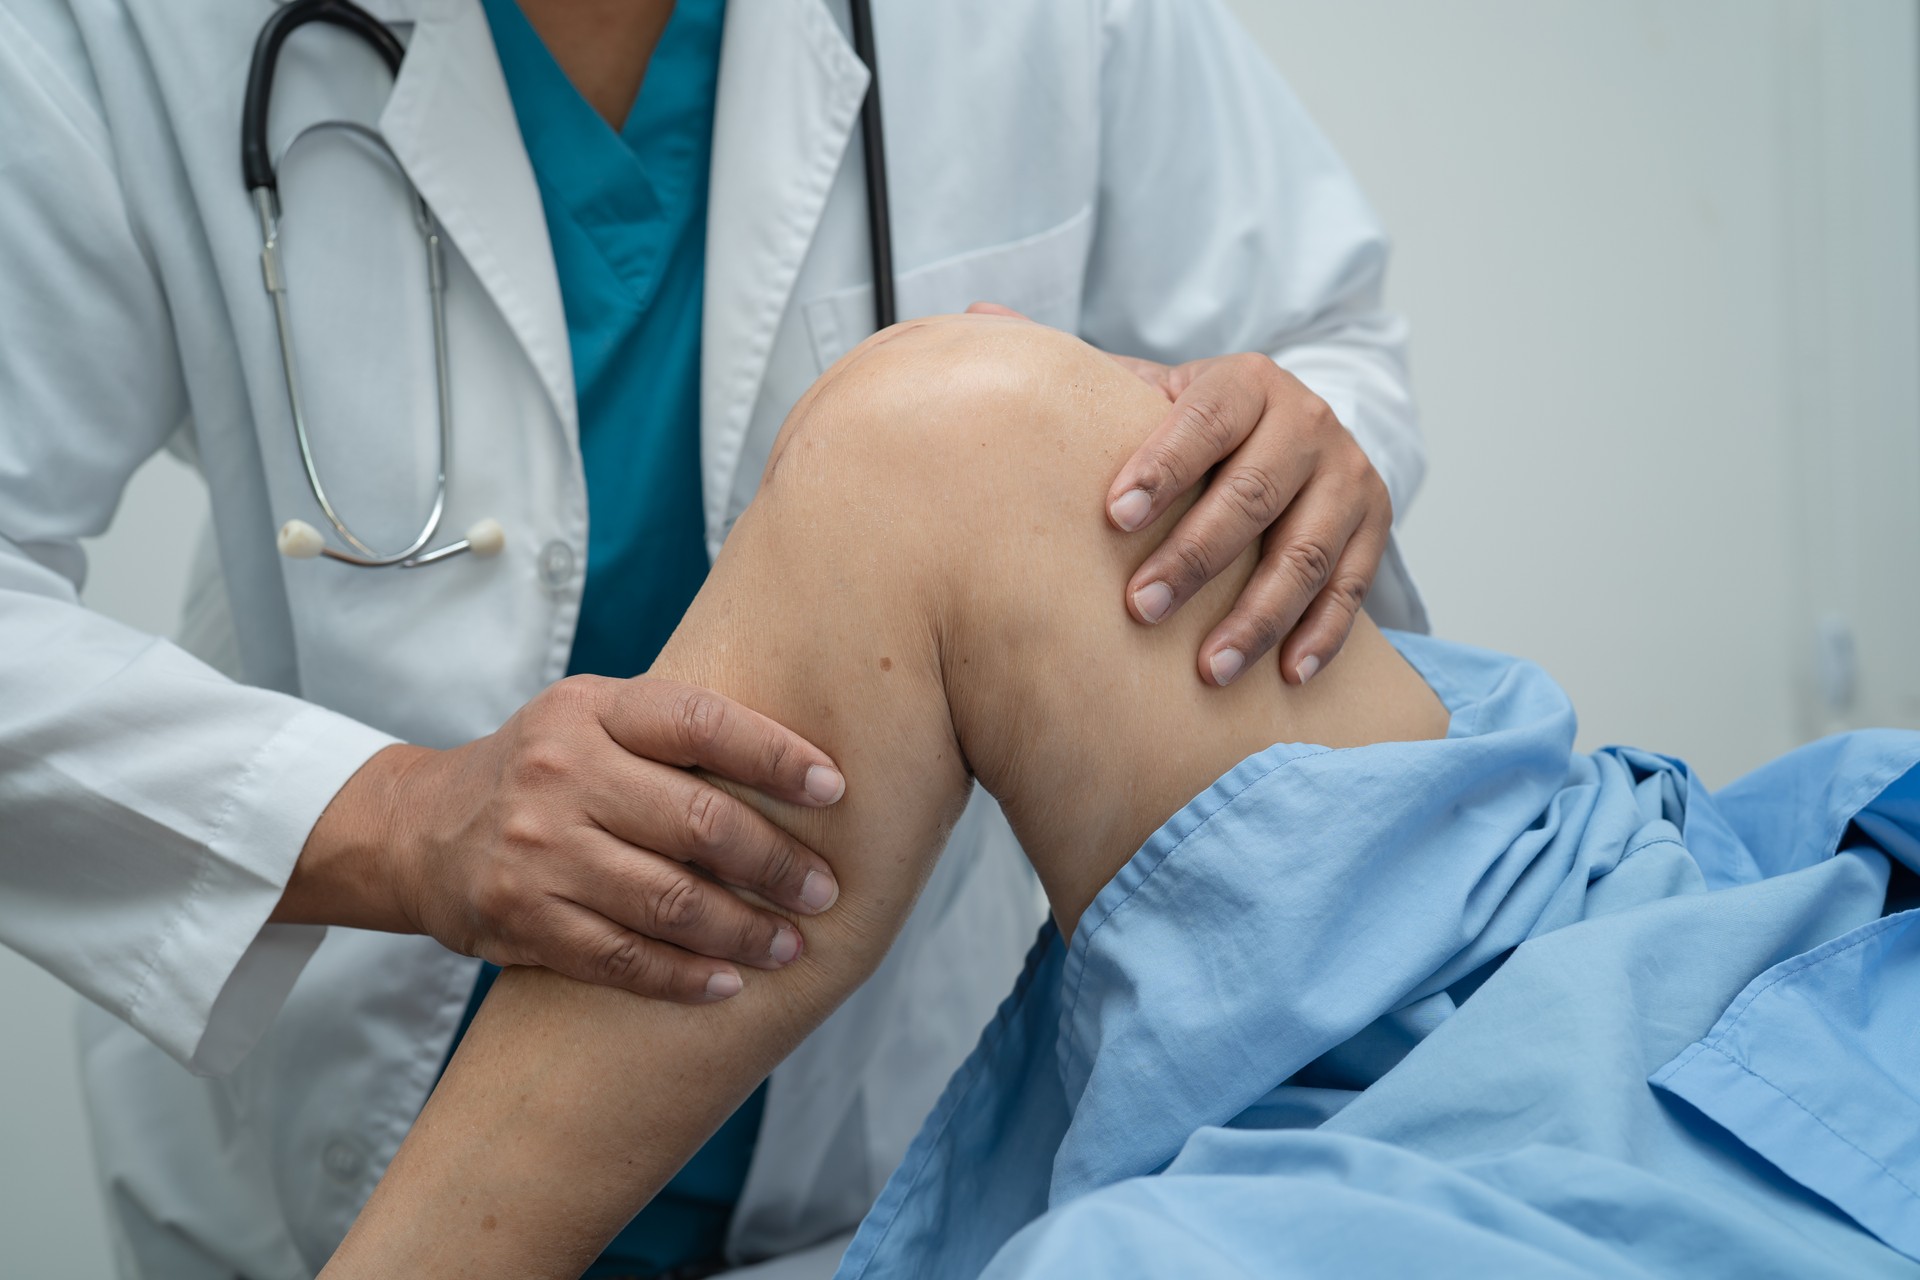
[[834, 634, 1920, 1278]]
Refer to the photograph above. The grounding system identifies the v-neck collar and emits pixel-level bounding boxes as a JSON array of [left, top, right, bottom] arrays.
[[481, 0, 723, 305]]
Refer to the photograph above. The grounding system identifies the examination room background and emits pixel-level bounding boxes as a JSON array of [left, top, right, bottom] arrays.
[[5, 2, 1918, 1274]]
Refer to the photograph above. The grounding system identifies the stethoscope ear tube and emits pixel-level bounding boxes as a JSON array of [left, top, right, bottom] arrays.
[[278, 516, 504, 564], [848, 0, 896, 332], [243, 0, 405, 195]]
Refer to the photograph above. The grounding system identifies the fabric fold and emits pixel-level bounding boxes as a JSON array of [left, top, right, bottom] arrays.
[[837, 634, 1920, 1279]]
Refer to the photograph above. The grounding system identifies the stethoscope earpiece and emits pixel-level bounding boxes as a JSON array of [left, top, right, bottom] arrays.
[[277, 519, 326, 559], [464, 518, 506, 558], [277, 516, 504, 566]]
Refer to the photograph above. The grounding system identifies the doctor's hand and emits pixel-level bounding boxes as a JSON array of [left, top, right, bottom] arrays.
[[280, 677, 846, 1002], [966, 302, 1393, 689], [1107, 351, 1393, 687]]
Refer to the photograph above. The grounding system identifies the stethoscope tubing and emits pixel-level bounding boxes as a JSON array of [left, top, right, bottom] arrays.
[[254, 121, 460, 568], [848, 0, 896, 331], [246, 0, 895, 569], [244, 0, 404, 195]]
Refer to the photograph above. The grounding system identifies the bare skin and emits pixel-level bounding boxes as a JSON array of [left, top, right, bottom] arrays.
[[515, 0, 676, 129], [322, 316, 1446, 1278]]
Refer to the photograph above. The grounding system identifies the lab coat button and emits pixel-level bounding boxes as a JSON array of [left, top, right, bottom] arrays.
[[321, 1139, 364, 1182], [538, 540, 577, 587]]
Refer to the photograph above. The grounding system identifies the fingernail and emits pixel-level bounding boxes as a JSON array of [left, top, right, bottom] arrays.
[[804, 765, 846, 804], [1132, 580, 1173, 624], [706, 970, 743, 1000], [1111, 488, 1153, 532], [769, 925, 802, 965], [798, 869, 839, 913], [1210, 647, 1245, 686], [1296, 654, 1322, 685]]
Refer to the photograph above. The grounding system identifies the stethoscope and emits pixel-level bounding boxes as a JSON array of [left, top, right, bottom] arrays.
[[246, 0, 896, 569]]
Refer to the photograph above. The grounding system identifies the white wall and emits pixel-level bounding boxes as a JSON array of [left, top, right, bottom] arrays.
[[1247, 0, 1920, 784], [4, 2, 1916, 1274]]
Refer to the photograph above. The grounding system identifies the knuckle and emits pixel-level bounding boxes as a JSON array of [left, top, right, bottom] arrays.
[[1140, 442, 1185, 494], [736, 912, 773, 958], [1167, 538, 1216, 594], [1332, 439, 1374, 483], [541, 674, 601, 720], [760, 733, 795, 785], [1240, 610, 1284, 657], [594, 934, 656, 988], [472, 863, 523, 925], [496, 811, 550, 857], [1298, 390, 1336, 429], [1222, 465, 1282, 524], [756, 838, 801, 894], [673, 687, 728, 757], [513, 738, 571, 786], [683, 786, 731, 853], [1359, 461, 1391, 504], [649, 873, 706, 935], [1233, 351, 1278, 383], [1277, 538, 1335, 594], [1324, 570, 1372, 615], [1176, 396, 1238, 458]]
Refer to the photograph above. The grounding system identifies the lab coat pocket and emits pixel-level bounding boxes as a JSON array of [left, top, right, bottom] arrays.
[[803, 205, 1094, 371]]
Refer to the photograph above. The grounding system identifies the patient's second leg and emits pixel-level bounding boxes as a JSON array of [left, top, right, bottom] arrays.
[[325, 315, 1445, 1278]]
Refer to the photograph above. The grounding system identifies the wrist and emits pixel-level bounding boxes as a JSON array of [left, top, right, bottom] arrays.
[[276, 742, 434, 933]]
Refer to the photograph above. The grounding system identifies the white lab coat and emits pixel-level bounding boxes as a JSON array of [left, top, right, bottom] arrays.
[[0, 0, 1426, 1275]]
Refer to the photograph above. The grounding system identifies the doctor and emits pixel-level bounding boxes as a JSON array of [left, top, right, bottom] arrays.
[[0, 0, 1426, 1276]]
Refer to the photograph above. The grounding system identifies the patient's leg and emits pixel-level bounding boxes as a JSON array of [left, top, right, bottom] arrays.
[[324, 316, 1445, 1278]]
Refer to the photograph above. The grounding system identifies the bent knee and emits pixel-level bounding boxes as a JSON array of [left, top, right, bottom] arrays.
[[831, 312, 1109, 414], [763, 314, 1164, 514]]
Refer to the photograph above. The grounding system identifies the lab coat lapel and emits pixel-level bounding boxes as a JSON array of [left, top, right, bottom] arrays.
[[700, 0, 868, 550], [379, 0, 578, 439]]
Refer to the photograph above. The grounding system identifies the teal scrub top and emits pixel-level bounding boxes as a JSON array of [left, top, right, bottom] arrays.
[[458, 3, 766, 1276]]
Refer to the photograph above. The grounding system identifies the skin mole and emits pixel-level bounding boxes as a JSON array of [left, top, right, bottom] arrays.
[[879, 656, 894, 672]]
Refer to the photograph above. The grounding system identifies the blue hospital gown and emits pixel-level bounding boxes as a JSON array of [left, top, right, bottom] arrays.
[[835, 633, 1920, 1279]]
